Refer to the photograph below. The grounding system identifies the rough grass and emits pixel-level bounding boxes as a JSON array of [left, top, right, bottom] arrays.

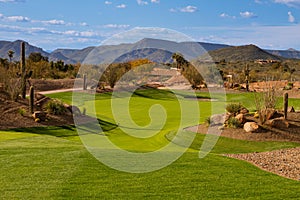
[[1, 90, 300, 199]]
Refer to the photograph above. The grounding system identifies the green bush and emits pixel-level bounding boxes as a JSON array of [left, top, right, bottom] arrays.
[[18, 108, 26, 116], [284, 82, 293, 90], [226, 103, 243, 114], [204, 117, 211, 126], [227, 117, 241, 128], [45, 99, 66, 115]]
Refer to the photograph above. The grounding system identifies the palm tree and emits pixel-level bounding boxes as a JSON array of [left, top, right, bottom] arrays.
[[7, 50, 14, 63]]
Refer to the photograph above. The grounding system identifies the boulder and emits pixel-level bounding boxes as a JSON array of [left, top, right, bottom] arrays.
[[244, 122, 259, 133], [210, 114, 226, 126], [265, 118, 289, 129], [225, 113, 234, 123], [35, 93, 46, 101], [260, 108, 276, 121], [235, 114, 245, 124], [239, 108, 249, 114], [32, 111, 47, 122], [65, 104, 81, 116]]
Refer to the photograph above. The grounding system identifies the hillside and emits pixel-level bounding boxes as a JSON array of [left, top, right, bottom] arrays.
[[199, 44, 283, 62], [1, 39, 299, 64], [50, 47, 94, 64], [267, 49, 300, 59], [114, 48, 173, 63], [0, 39, 231, 64], [0, 40, 49, 61]]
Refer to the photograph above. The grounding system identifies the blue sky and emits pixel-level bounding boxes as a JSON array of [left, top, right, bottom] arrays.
[[0, 0, 300, 51]]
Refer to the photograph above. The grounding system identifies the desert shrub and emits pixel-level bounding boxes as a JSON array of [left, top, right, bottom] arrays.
[[284, 82, 293, 90], [204, 117, 211, 126], [226, 103, 243, 114], [254, 81, 280, 124], [45, 99, 66, 115], [227, 117, 241, 128], [18, 108, 26, 116], [0, 65, 21, 101]]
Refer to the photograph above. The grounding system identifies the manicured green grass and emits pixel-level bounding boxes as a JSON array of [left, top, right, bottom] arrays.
[[1, 127, 299, 199], [1, 89, 299, 199]]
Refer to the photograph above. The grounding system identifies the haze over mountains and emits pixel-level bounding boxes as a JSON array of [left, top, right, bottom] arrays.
[[0, 38, 300, 64]]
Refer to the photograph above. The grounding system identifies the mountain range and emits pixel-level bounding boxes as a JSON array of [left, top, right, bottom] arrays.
[[0, 39, 300, 64]]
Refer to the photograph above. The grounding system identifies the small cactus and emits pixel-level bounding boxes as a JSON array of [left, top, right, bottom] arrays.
[[83, 74, 87, 90], [29, 86, 34, 114]]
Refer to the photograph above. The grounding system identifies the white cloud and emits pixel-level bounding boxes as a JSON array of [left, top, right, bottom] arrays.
[[273, 0, 300, 7], [0, 0, 24, 2], [169, 8, 177, 12], [220, 13, 236, 19], [151, 0, 160, 3], [59, 30, 102, 38], [42, 19, 66, 25], [6, 15, 30, 22], [116, 4, 126, 8], [104, 1, 112, 5], [171, 6, 198, 13], [288, 11, 296, 22], [80, 22, 88, 26], [240, 11, 257, 18], [137, 0, 148, 5], [104, 24, 130, 28], [180, 6, 198, 13], [0, 13, 31, 22], [80, 31, 98, 37]]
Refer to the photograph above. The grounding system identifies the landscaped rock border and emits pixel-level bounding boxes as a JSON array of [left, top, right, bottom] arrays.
[[225, 147, 300, 181]]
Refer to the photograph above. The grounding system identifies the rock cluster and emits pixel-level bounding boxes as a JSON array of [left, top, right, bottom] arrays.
[[209, 105, 293, 133], [31, 93, 82, 123]]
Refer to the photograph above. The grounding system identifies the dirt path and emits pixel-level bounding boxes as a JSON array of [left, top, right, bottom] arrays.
[[38, 88, 83, 95]]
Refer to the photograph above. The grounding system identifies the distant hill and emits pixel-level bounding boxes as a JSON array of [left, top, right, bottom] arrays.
[[199, 44, 283, 62], [266, 49, 300, 59], [50, 47, 94, 64], [0, 40, 49, 61], [0, 38, 231, 64], [81, 38, 231, 64], [0, 39, 299, 64], [114, 48, 174, 63]]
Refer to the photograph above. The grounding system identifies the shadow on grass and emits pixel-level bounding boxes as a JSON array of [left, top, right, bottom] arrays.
[[9, 118, 118, 138], [132, 89, 178, 100]]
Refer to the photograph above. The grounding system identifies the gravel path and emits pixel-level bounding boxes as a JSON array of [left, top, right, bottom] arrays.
[[226, 147, 300, 181]]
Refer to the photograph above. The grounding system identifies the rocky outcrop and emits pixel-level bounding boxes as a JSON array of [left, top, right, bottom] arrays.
[[32, 111, 47, 122], [243, 122, 259, 133]]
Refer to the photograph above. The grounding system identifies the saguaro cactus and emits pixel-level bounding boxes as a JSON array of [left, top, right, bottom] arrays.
[[83, 74, 87, 90], [284, 92, 288, 120], [29, 86, 34, 114], [20, 42, 32, 99], [20, 42, 26, 99], [244, 64, 250, 92]]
